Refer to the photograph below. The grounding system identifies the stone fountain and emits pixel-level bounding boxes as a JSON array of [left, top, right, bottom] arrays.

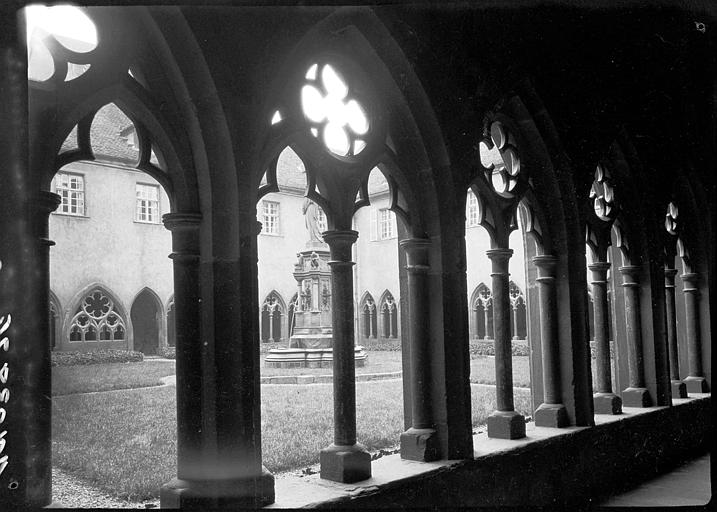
[[264, 199, 367, 368]]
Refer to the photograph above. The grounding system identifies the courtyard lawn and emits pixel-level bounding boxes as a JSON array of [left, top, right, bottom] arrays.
[[52, 380, 532, 501], [470, 356, 531, 388], [260, 349, 404, 377], [52, 360, 176, 396]]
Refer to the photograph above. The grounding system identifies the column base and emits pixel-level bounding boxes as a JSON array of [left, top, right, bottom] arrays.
[[400, 427, 441, 461], [487, 410, 526, 439], [671, 379, 688, 399], [593, 392, 622, 415], [534, 403, 569, 428], [320, 443, 371, 483], [160, 468, 275, 509], [684, 376, 709, 393], [622, 387, 652, 407]]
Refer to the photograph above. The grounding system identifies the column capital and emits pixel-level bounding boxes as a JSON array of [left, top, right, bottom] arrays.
[[532, 254, 557, 268], [323, 229, 358, 262], [486, 248, 513, 261], [533, 254, 557, 281], [619, 265, 641, 287], [163, 212, 202, 232], [680, 272, 700, 287], [664, 267, 678, 287], [664, 267, 678, 279], [400, 237, 431, 269], [588, 261, 611, 272], [37, 191, 61, 214]]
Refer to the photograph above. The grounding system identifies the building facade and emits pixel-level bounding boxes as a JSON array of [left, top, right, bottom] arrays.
[[49, 119, 526, 353]]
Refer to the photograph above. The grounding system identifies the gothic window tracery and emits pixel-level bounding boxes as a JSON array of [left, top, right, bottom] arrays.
[[68, 289, 125, 343], [380, 292, 398, 339], [25, 5, 98, 84], [590, 164, 616, 222], [261, 292, 284, 343], [361, 294, 377, 339], [479, 121, 521, 197], [301, 63, 370, 157], [665, 202, 678, 236]]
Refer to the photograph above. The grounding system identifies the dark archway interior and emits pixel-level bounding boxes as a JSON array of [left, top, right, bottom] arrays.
[[130, 290, 160, 355]]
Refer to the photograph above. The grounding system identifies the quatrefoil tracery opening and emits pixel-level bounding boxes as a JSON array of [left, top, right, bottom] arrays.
[[479, 122, 521, 198], [665, 202, 678, 235], [300, 63, 369, 158], [590, 164, 616, 222], [25, 5, 98, 83]]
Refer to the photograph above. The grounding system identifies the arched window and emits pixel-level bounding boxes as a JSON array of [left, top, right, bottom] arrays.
[[379, 291, 398, 339], [49, 296, 60, 350], [476, 283, 494, 340], [68, 288, 126, 343], [261, 292, 284, 343], [287, 293, 298, 339], [509, 281, 527, 340], [167, 300, 176, 347], [360, 293, 377, 339]]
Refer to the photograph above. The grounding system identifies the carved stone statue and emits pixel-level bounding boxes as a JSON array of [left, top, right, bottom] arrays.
[[302, 198, 324, 243]]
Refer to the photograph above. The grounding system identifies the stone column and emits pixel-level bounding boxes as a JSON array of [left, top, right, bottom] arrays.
[[0, 29, 55, 507], [161, 214, 203, 485], [680, 273, 709, 393], [511, 303, 520, 340], [619, 265, 651, 407], [399, 238, 440, 461], [588, 262, 622, 414], [486, 249, 525, 439], [664, 268, 687, 398], [533, 256, 568, 427], [160, 214, 275, 508], [320, 230, 371, 482], [483, 304, 492, 340]]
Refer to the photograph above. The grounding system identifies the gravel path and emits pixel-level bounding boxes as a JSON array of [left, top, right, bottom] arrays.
[[52, 467, 159, 509]]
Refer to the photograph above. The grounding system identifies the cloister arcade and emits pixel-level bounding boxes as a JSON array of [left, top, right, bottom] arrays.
[[0, 2, 713, 508]]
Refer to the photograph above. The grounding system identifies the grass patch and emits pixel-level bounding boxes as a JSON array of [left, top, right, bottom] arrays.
[[53, 379, 532, 501], [470, 356, 531, 388], [52, 360, 176, 396]]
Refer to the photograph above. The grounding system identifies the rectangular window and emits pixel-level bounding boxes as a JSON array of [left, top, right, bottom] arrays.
[[378, 208, 396, 240], [262, 200, 280, 235], [466, 190, 479, 227], [54, 172, 85, 216], [136, 183, 160, 223]]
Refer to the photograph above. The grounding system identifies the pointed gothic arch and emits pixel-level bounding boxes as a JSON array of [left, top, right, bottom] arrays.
[[359, 291, 378, 340], [65, 283, 129, 348], [130, 287, 163, 355], [261, 291, 286, 343], [49, 290, 62, 351], [379, 290, 399, 339]]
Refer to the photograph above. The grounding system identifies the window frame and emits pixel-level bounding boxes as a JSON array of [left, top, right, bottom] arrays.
[[54, 171, 86, 217], [261, 199, 281, 236], [377, 207, 396, 240], [135, 182, 161, 224]]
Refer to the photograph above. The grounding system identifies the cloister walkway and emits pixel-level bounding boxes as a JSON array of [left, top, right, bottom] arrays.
[[599, 453, 712, 508]]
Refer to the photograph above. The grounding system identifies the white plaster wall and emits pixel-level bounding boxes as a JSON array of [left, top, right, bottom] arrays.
[[49, 160, 173, 348]]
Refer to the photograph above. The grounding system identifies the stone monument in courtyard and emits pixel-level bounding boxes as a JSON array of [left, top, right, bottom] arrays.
[[264, 199, 367, 368]]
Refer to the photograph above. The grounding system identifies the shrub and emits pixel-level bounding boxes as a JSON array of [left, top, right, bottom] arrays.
[[51, 349, 143, 367], [469, 340, 530, 357], [158, 346, 176, 359], [361, 338, 402, 351]]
